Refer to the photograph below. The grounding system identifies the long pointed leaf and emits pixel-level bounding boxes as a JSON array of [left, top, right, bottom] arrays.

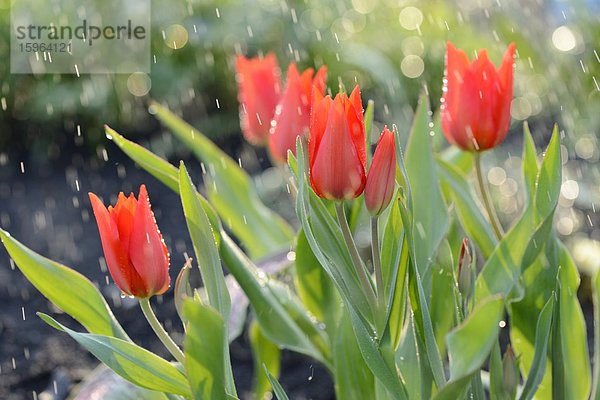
[[179, 162, 231, 319], [39, 314, 190, 397], [183, 300, 230, 400], [0, 229, 127, 340]]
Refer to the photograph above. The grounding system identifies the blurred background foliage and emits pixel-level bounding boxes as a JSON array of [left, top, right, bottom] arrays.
[[1, 0, 600, 269]]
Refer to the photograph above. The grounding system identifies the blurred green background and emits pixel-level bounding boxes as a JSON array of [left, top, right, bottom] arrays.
[[1, 0, 600, 270]]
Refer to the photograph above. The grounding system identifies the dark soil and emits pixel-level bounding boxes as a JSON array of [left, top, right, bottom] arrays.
[[0, 136, 333, 400]]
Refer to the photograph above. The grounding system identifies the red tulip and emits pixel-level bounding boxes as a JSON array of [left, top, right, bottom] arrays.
[[441, 42, 515, 151], [365, 127, 396, 216], [309, 86, 366, 200], [89, 185, 170, 298], [235, 53, 281, 144], [269, 64, 327, 163]]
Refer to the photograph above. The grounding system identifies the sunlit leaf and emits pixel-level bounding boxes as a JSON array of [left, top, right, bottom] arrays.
[[437, 159, 497, 258], [519, 296, 553, 400], [333, 310, 375, 400], [219, 232, 326, 365], [475, 126, 561, 301], [39, 314, 190, 397], [294, 229, 337, 326], [179, 162, 230, 319], [183, 299, 230, 400], [435, 296, 504, 399], [549, 240, 591, 399], [404, 94, 449, 277], [263, 366, 290, 400], [0, 229, 128, 340], [249, 320, 281, 400]]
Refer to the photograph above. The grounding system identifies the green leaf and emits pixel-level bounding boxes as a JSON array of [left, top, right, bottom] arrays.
[[489, 342, 505, 400], [592, 268, 600, 400], [404, 94, 449, 276], [105, 126, 221, 234], [549, 240, 591, 399], [430, 240, 457, 356], [437, 159, 497, 259], [435, 296, 504, 399], [405, 257, 446, 390], [219, 232, 327, 365], [183, 300, 229, 400], [475, 126, 561, 301], [149, 102, 294, 260], [447, 296, 504, 378], [347, 306, 408, 400], [249, 320, 281, 400], [0, 229, 127, 340], [70, 365, 171, 400], [39, 313, 191, 397], [380, 201, 408, 350], [396, 314, 424, 399], [333, 310, 375, 400], [179, 162, 230, 319], [263, 366, 290, 400], [519, 296, 553, 400], [294, 229, 337, 325], [400, 198, 446, 390], [521, 122, 539, 205]]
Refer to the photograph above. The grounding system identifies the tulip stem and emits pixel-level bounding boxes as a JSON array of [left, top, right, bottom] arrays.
[[371, 217, 387, 332], [139, 298, 186, 365], [334, 203, 378, 318], [474, 153, 504, 240]]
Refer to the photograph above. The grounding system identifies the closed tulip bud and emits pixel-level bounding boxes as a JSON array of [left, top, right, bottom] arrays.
[[89, 185, 170, 298], [235, 53, 281, 145], [457, 238, 475, 309], [502, 345, 518, 398], [365, 127, 396, 216], [269, 63, 327, 163], [309, 85, 367, 200], [441, 42, 515, 151]]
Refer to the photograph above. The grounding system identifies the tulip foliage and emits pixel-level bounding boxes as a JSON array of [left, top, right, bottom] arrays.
[[0, 44, 595, 400]]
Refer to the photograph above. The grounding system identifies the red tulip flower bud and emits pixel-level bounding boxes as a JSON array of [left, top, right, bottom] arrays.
[[89, 185, 170, 298], [235, 53, 281, 145], [309, 86, 367, 200], [441, 42, 516, 151], [365, 127, 397, 216], [269, 63, 327, 163]]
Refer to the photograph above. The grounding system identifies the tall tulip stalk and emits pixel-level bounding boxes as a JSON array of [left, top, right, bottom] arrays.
[[0, 41, 592, 400]]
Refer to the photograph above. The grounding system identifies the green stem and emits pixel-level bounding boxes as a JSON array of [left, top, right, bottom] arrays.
[[371, 217, 386, 329], [334, 203, 378, 321], [474, 153, 504, 240], [139, 298, 186, 365]]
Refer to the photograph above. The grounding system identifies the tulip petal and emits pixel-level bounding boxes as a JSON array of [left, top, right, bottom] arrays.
[[89, 192, 138, 296], [309, 92, 332, 168], [365, 127, 396, 215], [236, 53, 281, 144], [498, 43, 516, 89], [313, 66, 328, 95], [269, 63, 308, 163], [446, 42, 470, 79], [129, 185, 170, 296], [310, 96, 366, 199], [441, 43, 515, 151], [346, 87, 367, 170], [110, 193, 137, 255]]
